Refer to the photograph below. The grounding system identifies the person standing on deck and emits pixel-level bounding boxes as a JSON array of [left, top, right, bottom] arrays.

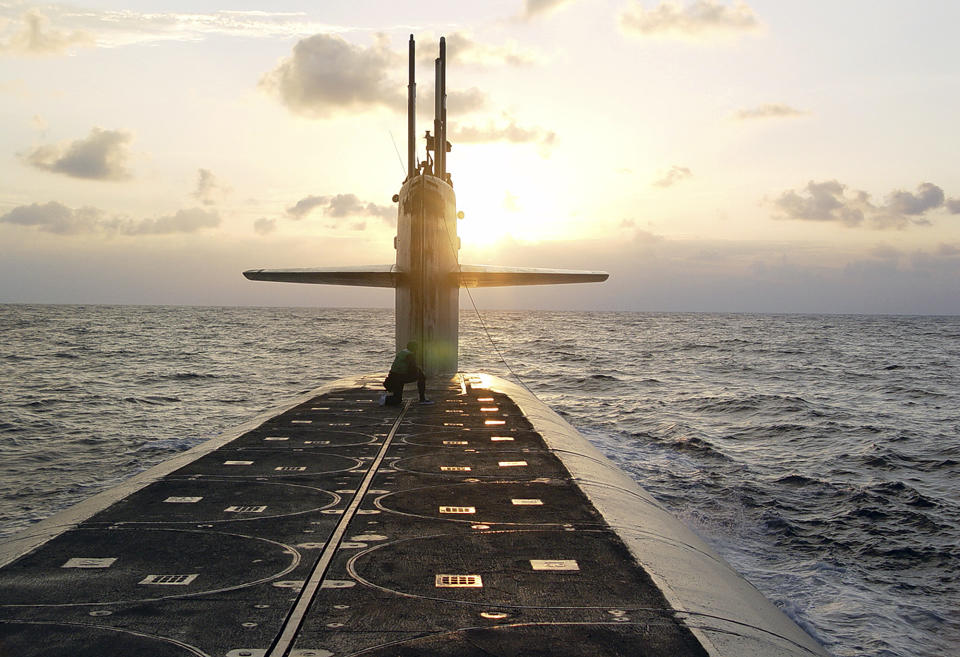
[[382, 341, 432, 405]]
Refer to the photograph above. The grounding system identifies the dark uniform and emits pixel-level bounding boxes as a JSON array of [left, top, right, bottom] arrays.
[[383, 342, 427, 405]]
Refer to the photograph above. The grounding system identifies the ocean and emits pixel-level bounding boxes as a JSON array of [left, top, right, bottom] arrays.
[[1, 304, 957, 657]]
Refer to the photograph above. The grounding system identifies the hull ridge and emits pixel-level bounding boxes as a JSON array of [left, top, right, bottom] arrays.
[[0, 374, 828, 656]]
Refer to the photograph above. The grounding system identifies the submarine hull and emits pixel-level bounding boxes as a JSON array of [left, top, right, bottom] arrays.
[[0, 373, 827, 657]]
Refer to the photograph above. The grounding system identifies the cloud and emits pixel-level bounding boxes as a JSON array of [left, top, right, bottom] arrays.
[[773, 180, 952, 229], [286, 193, 395, 224], [20, 127, 133, 180], [732, 103, 808, 120], [0, 202, 220, 235], [947, 198, 960, 214], [261, 33, 491, 119], [0, 201, 102, 234], [620, 1, 761, 40], [0, 11, 93, 55], [653, 165, 692, 188], [192, 169, 230, 205], [0, 7, 350, 50], [520, 0, 578, 20], [254, 217, 276, 235], [124, 208, 220, 235], [449, 115, 556, 148], [260, 33, 403, 118], [418, 32, 537, 67]]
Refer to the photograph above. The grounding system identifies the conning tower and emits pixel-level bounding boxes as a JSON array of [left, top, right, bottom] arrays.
[[244, 36, 608, 374]]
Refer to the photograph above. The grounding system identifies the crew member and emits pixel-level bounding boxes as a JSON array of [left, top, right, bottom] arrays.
[[383, 341, 432, 405]]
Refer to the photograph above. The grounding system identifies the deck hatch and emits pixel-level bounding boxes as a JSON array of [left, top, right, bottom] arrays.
[[443, 440, 468, 445], [291, 420, 312, 424], [62, 558, 116, 569], [139, 574, 199, 585], [264, 436, 288, 441], [511, 499, 543, 505], [499, 461, 527, 467], [491, 436, 514, 442], [164, 496, 202, 503], [224, 460, 253, 466], [477, 397, 494, 402], [275, 466, 307, 472], [439, 506, 476, 514], [435, 574, 482, 587], [225, 505, 267, 513], [440, 466, 471, 471], [480, 407, 499, 412], [530, 560, 579, 571], [485, 420, 506, 425]]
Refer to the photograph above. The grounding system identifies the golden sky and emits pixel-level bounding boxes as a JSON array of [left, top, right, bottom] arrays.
[[2, 1, 959, 313]]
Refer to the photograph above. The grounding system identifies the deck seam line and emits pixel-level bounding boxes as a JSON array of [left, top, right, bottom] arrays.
[[267, 399, 411, 657]]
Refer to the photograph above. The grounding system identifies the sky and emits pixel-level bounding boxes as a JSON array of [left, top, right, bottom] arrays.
[[1, 0, 959, 314]]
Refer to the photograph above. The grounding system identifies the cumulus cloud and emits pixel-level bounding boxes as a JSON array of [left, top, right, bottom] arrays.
[[192, 169, 230, 205], [125, 208, 221, 235], [0, 11, 93, 55], [620, 1, 761, 40], [260, 33, 403, 117], [947, 198, 960, 214], [653, 165, 692, 188], [0, 201, 102, 234], [449, 114, 556, 149], [520, 0, 578, 20], [20, 127, 133, 180], [732, 103, 808, 120], [773, 180, 953, 229], [0, 202, 220, 235], [286, 193, 395, 224], [261, 33, 491, 118], [419, 32, 537, 67], [253, 217, 276, 235]]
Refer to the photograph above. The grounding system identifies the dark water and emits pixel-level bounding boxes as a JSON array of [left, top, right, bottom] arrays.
[[1, 305, 957, 657]]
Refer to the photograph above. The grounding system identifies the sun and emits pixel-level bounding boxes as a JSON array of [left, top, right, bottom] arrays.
[[450, 145, 574, 249]]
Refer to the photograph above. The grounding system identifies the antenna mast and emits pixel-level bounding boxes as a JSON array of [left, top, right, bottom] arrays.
[[407, 35, 416, 180]]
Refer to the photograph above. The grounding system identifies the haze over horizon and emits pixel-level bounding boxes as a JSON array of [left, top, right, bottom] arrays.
[[2, 1, 959, 315]]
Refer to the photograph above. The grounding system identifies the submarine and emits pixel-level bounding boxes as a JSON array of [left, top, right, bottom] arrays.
[[0, 36, 830, 657]]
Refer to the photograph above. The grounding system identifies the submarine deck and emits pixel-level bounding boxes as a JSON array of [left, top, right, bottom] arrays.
[[0, 374, 825, 657]]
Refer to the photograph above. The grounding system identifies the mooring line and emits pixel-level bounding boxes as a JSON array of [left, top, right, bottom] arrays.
[[267, 400, 411, 657]]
